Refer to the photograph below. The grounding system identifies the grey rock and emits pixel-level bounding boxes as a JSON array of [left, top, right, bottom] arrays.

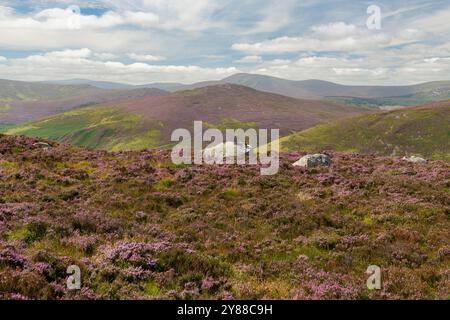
[[293, 154, 332, 168]]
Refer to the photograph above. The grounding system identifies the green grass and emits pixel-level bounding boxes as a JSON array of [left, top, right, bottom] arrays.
[[3, 106, 166, 151], [205, 118, 258, 131], [0, 124, 15, 133], [279, 104, 450, 160]]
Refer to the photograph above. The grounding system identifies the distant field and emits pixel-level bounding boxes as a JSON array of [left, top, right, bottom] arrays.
[[3, 106, 166, 151]]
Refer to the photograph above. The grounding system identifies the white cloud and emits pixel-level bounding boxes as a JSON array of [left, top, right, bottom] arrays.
[[0, 49, 240, 84], [0, 56, 7, 62], [310, 22, 357, 38], [244, 0, 297, 34], [0, 6, 159, 30], [44, 48, 92, 59], [235, 55, 263, 63], [232, 22, 394, 54], [1, 2, 450, 85], [128, 53, 165, 62], [94, 52, 118, 60]]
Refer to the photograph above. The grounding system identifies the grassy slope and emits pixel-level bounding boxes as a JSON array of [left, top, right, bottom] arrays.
[[4, 106, 166, 151], [280, 104, 450, 160], [4, 84, 368, 151], [328, 91, 450, 108]]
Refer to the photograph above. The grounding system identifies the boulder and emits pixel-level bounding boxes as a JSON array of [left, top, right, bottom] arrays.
[[203, 142, 252, 163], [293, 154, 332, 168], [402, 156, 426, 163], [33, 142, 52, 151]]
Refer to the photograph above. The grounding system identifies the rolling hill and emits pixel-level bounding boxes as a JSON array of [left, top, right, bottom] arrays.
[[279, 101, 450, 160], [2, 84, 368, 151], [42, 79, 136, 90], [0, 79, 168, 124], [222, 74, 450, 101], [47, 73, 450, 107]]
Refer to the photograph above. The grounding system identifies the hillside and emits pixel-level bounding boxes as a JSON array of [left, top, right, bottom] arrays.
[[0, 134, 448, 299], [42, 74, 450, 107], [225, 74, 450, 99], [279, 102, 450, 160], [3, 84, 367, 151], [0, 79, 168, 124]]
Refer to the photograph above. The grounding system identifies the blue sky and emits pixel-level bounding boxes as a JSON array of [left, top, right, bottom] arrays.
[[0, 0, 449, 84]]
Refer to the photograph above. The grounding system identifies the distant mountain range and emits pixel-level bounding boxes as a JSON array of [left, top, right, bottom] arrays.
[[1, 75, 449, 158], [2, 84, 367, 151], [43, 73, 450, 106], [0, 79, 168, 123]]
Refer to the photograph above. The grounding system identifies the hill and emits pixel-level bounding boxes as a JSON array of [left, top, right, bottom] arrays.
[[41, 74, 450, 108], [3, 84, 367, 151], [0, 134, 448, 299], [223, 74, 450, 105], [0, 79, 168, 124], [41, 79, 136, 90], [279, 102, 450, 160]]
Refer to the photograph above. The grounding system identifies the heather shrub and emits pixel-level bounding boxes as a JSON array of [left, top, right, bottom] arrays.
[[7, 222, 48, 245], [25, 222, 48, 245], [31, 250, 70, 281], [153, 177, 174, 190], [156, 248, 231, 281], [0, 246, 27, 269], [0, 136, 448, 299], [220, 188, 240, 200], [0, 268, 55, 299]]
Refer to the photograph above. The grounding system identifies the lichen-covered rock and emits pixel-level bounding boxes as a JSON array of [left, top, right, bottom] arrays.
[[293, 154, 332, 168]]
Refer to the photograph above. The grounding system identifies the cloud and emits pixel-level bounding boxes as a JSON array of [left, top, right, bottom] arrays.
[[0, 6, 159, 30], [94, 52, 118, 60], [0, 48, 240, 84], [128, 53, 165, 62], [235, 55, 263, 63], [0, 56, 7, 62], [1, 1, 450, 85], [232, 22, 394, 54]]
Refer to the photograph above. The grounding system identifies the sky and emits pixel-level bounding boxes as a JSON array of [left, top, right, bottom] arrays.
[[0, 0, 449, 85]]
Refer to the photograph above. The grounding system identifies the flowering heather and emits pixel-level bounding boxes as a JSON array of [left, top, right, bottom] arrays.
[[0, 134, 449, 300]]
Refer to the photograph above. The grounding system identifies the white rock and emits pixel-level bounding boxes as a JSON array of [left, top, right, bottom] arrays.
[[203, 141, 252, 163], [293, 154, 332, 168], [33, 142, 52, 151], [402, 156, 426, 163]]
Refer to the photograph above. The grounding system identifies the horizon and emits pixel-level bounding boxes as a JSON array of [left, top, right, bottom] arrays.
[[1, 1, 450, 85], [2, 72, 450, 87]]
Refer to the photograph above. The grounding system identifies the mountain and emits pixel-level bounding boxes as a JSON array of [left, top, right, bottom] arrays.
[[2, 84, 368, 151], [0, 133, 448, 299], [41, 79, 136, 90], [0, 79, 168, 124], [39, 74, 450, 107], [278, 101, 450, 160], [223, 74, 450, 104]]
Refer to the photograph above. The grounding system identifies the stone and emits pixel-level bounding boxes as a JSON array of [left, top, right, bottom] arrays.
[[293, 154, 332, 168], [402, 156, 426, 163], [33, 142, 52, 151]]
